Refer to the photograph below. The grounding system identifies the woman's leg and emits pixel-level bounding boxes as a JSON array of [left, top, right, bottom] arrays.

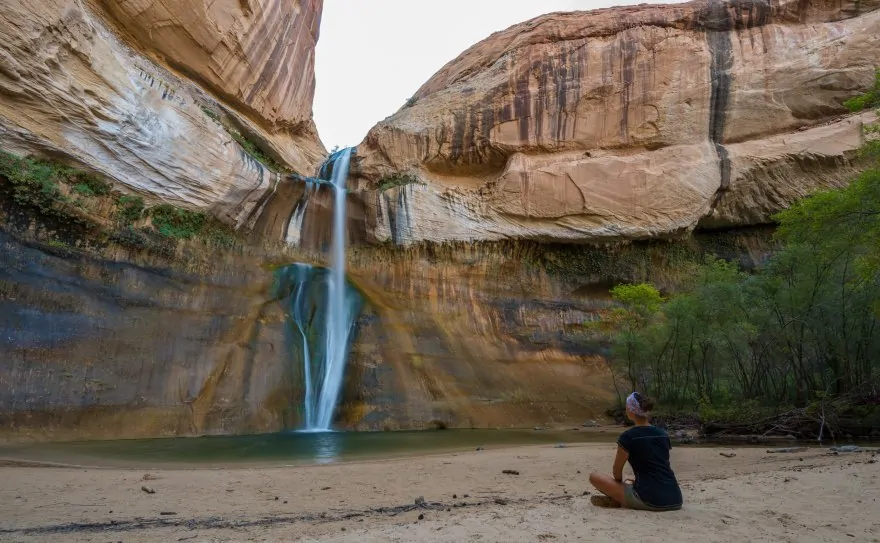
[[588, 472, 627, 506]]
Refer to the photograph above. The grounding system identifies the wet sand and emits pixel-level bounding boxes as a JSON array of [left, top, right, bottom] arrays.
[[1, 443, 877, 542]]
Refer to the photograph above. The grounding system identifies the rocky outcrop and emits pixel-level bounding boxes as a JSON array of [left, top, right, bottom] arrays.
[[88, 0, 322, 131], [355, 0, 880, 244], [0, 0, 325, 227]]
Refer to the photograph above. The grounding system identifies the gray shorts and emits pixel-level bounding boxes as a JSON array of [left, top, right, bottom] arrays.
[[624, 484, 682, 512]]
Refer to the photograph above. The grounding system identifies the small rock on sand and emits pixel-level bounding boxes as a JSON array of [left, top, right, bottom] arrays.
[[140, 486, 155, 495], [415, 496, 426, 506], [502, 470, 520, 476]]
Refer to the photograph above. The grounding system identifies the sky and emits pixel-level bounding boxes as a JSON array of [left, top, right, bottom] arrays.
[[313, 0, 677, 150]]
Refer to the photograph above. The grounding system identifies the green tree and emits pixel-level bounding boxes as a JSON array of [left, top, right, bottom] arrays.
[[608, 284, 663, 394]]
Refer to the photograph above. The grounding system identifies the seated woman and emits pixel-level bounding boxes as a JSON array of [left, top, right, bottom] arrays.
[[589, 392, 683, 511]]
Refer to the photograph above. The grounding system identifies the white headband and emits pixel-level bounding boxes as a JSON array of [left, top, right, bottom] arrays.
[[626, 392, 647, 417]]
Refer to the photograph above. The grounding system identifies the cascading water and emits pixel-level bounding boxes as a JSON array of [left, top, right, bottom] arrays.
[[314, 147, 354, 431], [288, 263, 315, 427], [275, 148, 359, 433]]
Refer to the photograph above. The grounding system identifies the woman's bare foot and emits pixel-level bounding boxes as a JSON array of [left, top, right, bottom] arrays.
[[590, 495, 622, 508]]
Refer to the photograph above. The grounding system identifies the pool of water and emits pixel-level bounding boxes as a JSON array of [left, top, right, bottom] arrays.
[[0, 429, 619, 469]]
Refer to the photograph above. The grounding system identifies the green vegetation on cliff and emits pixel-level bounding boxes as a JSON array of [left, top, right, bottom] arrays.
[[378, 173, 423, 192], [199, 104, 288, 173], [149, 204, 234, 246], [844, 68, 880, 113], [0, 150, 236, 253]]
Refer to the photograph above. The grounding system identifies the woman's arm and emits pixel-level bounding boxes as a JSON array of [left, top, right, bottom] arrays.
[[613, 445, 629, 482]]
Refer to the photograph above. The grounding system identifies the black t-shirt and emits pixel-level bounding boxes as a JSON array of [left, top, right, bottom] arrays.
[[617, 425, 683, 508]]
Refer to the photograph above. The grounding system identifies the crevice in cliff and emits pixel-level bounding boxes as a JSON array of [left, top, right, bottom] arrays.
[[704, 1, 735, 218]]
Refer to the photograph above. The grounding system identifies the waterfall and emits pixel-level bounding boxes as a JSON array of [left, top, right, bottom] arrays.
[[276, 148, 357, 432], [286, 264, 315, 426], [314, 147, 353, 431], [274, 262, 361, 432]]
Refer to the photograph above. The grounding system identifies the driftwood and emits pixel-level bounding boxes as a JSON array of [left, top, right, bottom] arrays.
[[766, 447, 809, 454]]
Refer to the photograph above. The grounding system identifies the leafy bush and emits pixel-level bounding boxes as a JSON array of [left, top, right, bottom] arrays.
[[0, 151, 64, 213], [116, 195, 145, 224], [149, 203, 235, 247], [70, 172, 111, 196], [150, 204, 207, 239], [0, 151, 111, 220]]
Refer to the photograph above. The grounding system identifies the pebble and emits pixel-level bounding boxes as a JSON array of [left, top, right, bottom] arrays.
[[415, 496, 426, 506]]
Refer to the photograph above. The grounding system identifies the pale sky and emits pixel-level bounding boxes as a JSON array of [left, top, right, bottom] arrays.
[[313, 0, 679, 149]]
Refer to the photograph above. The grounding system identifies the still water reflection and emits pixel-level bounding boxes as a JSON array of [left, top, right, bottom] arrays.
[[0, 429, 618, 469]]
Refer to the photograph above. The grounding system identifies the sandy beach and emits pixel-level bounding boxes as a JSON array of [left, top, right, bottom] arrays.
[[1, 442, 877, 542]]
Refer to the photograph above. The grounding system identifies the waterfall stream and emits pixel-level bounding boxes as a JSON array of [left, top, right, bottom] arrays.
[[276, 148, 358, 433], [315, 147, 354, 431]]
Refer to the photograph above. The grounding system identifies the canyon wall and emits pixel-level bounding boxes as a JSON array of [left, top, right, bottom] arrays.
[[0, 0, 325, 227], [354, 0, 880, 243], [2, 0, 878, 441], [1, 203, 774, 441]]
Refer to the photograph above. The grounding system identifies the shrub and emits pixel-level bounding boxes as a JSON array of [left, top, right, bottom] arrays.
[[116, 195, 145, 224], [69, 172, 111, 196], [149, 204, 207, 239]]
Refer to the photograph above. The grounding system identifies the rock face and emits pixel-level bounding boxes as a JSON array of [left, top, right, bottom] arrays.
[[0, 230, 298, 440], [1, 212, 775, 441], [355, 0, 880, 244], [0, 0, 325, 226], [89, 0, 322, 131]]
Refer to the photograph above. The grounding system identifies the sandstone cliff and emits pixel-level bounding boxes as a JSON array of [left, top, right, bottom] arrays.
[[0, 0, 325, 227], [355, 0, 880, 244]]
